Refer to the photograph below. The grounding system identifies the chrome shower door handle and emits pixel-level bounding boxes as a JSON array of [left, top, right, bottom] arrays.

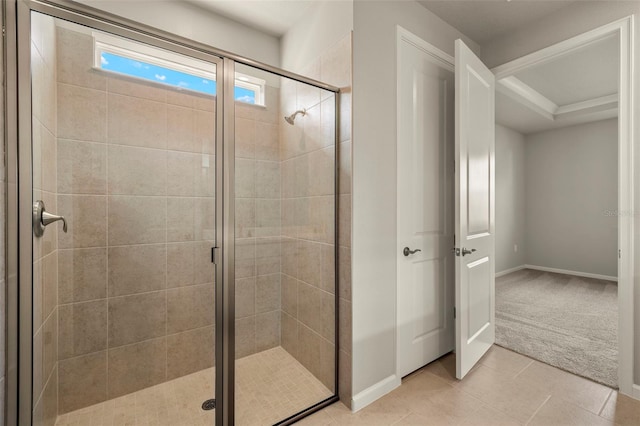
[[33, 200, 67, 237]]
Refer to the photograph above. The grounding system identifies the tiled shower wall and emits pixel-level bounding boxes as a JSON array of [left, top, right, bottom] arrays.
[[279, 34, 352, 396], [31, 13, 59, 426], [54, 25, 216, 414], [234, 89, 283, 359]]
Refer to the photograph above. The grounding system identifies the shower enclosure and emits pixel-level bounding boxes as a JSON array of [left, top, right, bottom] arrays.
[[6, 1, 339, 425]]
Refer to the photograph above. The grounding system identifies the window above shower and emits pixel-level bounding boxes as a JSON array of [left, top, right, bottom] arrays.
[[93, 32, 266, 105]]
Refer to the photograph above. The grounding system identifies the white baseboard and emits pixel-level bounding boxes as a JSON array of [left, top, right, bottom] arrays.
[[495, 265, 526, 278], [350, 374, 401, 412], [631, 384, 640, 400], [524, 264, 617, 282]]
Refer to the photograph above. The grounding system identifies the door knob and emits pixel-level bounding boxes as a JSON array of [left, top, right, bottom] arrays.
[[33, 200, 67, 237], [461, 247, 476, 256], [403, 247, 422, 256]]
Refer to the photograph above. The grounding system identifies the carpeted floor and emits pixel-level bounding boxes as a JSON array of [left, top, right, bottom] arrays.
[[495, 268, 618, 388]]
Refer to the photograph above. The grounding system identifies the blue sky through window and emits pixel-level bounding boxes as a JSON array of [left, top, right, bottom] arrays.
[[100, 52, 256, 104]]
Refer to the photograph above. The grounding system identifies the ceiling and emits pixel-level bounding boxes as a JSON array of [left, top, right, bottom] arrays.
[[495, 34, 619, 134], [418, 0, 578, 44], [182, 0, 315, 36]]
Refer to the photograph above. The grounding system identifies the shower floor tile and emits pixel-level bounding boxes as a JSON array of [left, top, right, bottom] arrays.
[[55, 346, 332, 426]]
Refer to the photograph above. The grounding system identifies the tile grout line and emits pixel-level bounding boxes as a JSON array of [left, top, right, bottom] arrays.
[[513, 360, 535, 379], [597, 388, 614, 416], [524, 394, 552, 426]]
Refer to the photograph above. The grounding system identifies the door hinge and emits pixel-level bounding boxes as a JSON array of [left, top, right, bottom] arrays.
[[619, 249, 621, 259], [211, 247, 220, 264], [454, 307, 456, 319]]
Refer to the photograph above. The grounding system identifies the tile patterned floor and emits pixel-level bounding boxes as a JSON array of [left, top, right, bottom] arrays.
[[55, 347, 332, 426], [300, 345, 640, 426]]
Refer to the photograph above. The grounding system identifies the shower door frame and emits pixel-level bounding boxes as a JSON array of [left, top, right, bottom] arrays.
[[4, 0, 341, 425]]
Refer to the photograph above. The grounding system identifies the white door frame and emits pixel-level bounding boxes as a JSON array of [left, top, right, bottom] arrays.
[[492, 15, 635, 397], [395, 25, 455, 376], [396, 16, 635, 396]]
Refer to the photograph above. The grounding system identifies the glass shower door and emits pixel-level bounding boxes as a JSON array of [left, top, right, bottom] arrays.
[[29, 11, 220, 425], [233, 63, 338, 425]]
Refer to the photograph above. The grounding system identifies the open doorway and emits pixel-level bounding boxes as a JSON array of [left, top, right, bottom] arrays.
[[494, 29, 620, 388]]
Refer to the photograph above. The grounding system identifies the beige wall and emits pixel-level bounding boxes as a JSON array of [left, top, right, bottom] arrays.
[[54, 25, 217, 413], [496, 125, 527, 274]]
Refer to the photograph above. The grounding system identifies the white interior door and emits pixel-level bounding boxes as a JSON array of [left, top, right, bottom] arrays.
[[454, 39, 496, 379], [397, 31, 455, 378]]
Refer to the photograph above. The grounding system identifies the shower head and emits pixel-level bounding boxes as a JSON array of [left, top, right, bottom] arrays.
[[284, 109, 306, 125]]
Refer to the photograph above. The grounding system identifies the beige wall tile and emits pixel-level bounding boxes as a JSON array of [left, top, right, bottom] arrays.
[[281, 312, 298, 359], [280, 120, 304, 161], [108, 338, 166, 398], [167, 197, 195, 242], [108, 291, 166, 347], [58, 300, 107, 359], [339, 91, 351, 143], [255, 122, 279, 161], [32, 328, 43, 403], [235, 117, 256, 159], [339, 194, 351, 249], [58, 248, 106, 304], [56, 28, 106, 91], [302, 104, 324, 154], [297, 81, 321, 114], [235, 159, 255, 198], [255, 237, 281, 276], [41, 365, 58, 426], [41, 252, 57, 321], [108, 196, 166, 245], [107, 145, 166, 196], [339, 246, 351, 301], [166, 152, 214, 197], [57, 84, 106, 142], [167, 243, 195, 288], [298, 325, 322, 379], [298, 241, 321, 287], [319, 244, 335, 294], [294, 155, 310, 198], [194, 197, 215, 241], [166, 326, 214, 380], [319, 338, 335, 392], [320, 291, 335, 342], [40, 128, 57, 194], [235, 278, 255, 319], [194, 95, 215, 112], [256, 311, 280, 352], [166, 283, 214, 333], [33, 259, 43, 330], [281, 275, 297, 318], [167, 105, 196, 152], [194, 110, 216, 155], [255, 161, 281, 199], [256, 199, 280, 237], [256, 274, 280, 314], [298, 282, 322, 334], [339, 298, 352, 354], [235, 199, 256, 238], [107, 93, 167, 148], [57, 139, 107, 195], [235, 317, 256, 359], [58, 351, 108, 413], [107, 77, 167, 103], [338, 349, 352, 407], [281, 199, 296, 239], [42, 309, 57, 385], [194, 240, 216, 285], [281, 159, 295, 199], [108, 244, 166, 296], [235, 239, 256, 279], [309, 196, 335, 244], [58, 195, 107, 249], [320, 96, 336, 147], [281, 238, 298, 279], [339, 141, 351, 195], [308, 146, 335, 197]]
